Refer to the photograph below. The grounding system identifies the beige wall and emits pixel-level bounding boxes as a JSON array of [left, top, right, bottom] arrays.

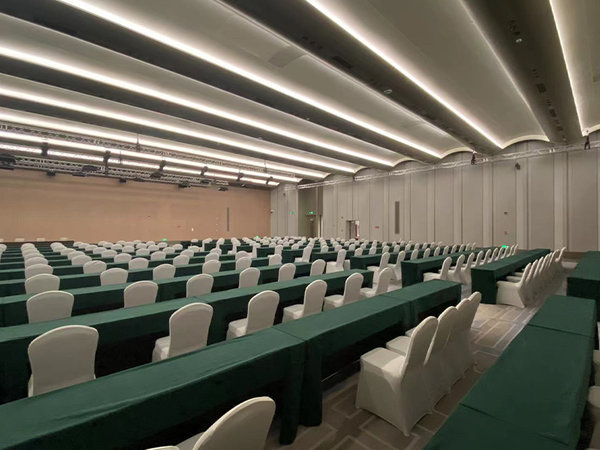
[[0, 169, 271, 242]]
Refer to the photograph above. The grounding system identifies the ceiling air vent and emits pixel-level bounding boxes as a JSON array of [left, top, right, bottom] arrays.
[[549, 108, 557, 118], [331, 56, 353, 70], [536, 83, 547, 93]]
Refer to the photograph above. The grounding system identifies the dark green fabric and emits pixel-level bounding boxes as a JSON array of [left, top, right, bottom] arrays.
[[309, 250, 355, 262], [0, 328, 304, 448], [528, 295, 597, 338], [0, 269, 368, 403], [471, 249, 550, 303], [567, 252, 600, 319], [0, 256, 265, 297], [257, 246, 275, 258], [282, 248, 306, 263], [424, 405, 569, 450], [350, 252, 402, 270], [0, 262, 311, 327], [401, 250, 482, 287], [460, 326, 592, 448], [276, 279, 461, 426]]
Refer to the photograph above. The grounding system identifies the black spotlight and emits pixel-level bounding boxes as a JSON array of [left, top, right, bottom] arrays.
[[133, 177, 145, 183], [46, 170, 56, 177], [119, 177, 127, 184], [515, 162, 521, 170], [178, 181, 190, 189], [471, 153, 476, 165], [584, 134, 591, 150], [41, 141, 49, 156], [218, 186, 229, 192]]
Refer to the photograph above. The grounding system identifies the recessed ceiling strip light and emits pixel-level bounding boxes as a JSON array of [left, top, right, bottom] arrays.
[[44, 1, 438, 158], [0, 95, 332, 178], [305, 0, 503, 148], [0, 41, 393, 164], [548, 0, 585, 135]]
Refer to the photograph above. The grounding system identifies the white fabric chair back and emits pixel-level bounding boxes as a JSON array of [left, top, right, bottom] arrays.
[[235, 251, 250, 261], [342, 272, 364, 305], [128, 258, 149, 270], [393, 251, 406, 269], [100, 268, 128, 286], [24, 256, 48, 267], [183, 397, 275, 450], [439, 257, 452, 280], [168, 303, 213, 358], [124, 280, 158, 308], [278, 263, 296, 282], [236, 257, 252, 271], [378, 252, 390, 269], [26, 291, 74, 323], [136, 248, 150, 256], [300, 246, 312, 262], [25, 273, 60, 294], [123, 245, 135, 253], [202, 260, 221, 274], [83, 260, 107, 274], [181, 249, 194, 257], [101, 250, 117, 259], [28, 325, 98, 396], [186, 274, 214, 297], [268, 254, 282, 265], [274, 245, 283, 256], [114, 253, 132, 264], [402, 317, 438, 374], [24, 264, 53, 279], [173, 255, 190, 267], [354, 248, 364, 256], [67, 251, 85, 261], [310, 259, 326, 276], [302, 279, 327, 317], [153, 264, 176, 281], [72, 255, 92, 266], [163, 247, 176, 255], [368, 246, 377, 255], [246, 291, 279, 334], [150, 251, 166, 261], [239, 267, 260, 288], [423, 248, 431, 258], [205, 253, 219, 262], [173, 244, 183, 251], [374, 268, 393, 295], [433, 247, 441, 256], [148, 245, 159, 252], [410, 249, 419, 260], [428, 307, 458, 358]]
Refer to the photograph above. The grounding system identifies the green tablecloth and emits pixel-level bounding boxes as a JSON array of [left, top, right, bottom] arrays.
[[309, 250, 355, 262], [350, 251, 404, 270], [0, 254, 239, 281], [275, 279, 461, 426], [0, 269, 367, 403], [528, 295, 597, 339], [401, 250, 481, 287], [0, 255, 264, 296], [567, 251, 600, 319], [460, 325, 591, 448], [257, 246, 275, 258], [471, 248, 550, 303], [0, 328, 304, 448], [0, 262, 311, 327], [425, 404, 569, 450]]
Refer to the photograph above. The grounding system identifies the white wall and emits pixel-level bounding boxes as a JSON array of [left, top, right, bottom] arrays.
[[272, 135, 600, 251]]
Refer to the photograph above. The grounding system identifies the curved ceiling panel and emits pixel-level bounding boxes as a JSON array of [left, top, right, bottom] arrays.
[[50, 0, 468, 158], [550, 0, 600, 135], [305, 0, 549, 148]]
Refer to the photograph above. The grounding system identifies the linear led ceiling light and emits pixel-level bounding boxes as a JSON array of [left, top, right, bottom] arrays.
[[0, 43, 393, 166], [0, 131, 279, 185], [0, 97, 330, 178], [51, 0, 439, 158], [305, 0, 504, 148], [548, 0, 585, 135]]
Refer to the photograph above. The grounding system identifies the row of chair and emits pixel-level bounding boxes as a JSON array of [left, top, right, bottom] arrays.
[[356, 292, 481, 436]]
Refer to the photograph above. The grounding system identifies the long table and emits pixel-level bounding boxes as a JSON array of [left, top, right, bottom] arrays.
[[0, 255, 270, 296], [275, 279, 462, 427], [471, 248, 550, 303], [426, 295, 595, 449], [567, 251, 600, 319], [0, 269, 370, 403], [0, 262, 311, 327], [0, 328, 305, 448], [401, 249, 485, 287]]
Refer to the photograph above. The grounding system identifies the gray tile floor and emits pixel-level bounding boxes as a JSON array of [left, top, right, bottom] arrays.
[[266, 265, 573, 450]]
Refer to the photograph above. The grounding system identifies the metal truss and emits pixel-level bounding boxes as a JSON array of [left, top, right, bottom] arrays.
[[0, 121, 296, 178], [292, 139, 600, 190]]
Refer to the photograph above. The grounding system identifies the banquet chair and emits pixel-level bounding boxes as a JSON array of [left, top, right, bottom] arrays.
[[310, 259, 326, 276], [294, 246, 312, 263], [360, 268, 394, 298], [268, 254, 282, 265], [26, 291, 74, 323], [128, 258, 149, 270], [186, 274, 214, 297], [25, 273, 60, 294], [235, 257, 252, 271], [155, 397, 276, 450], [238, 267, 260, 288], [124, 281, 158, 308], [114, 253, 132, 264], [152, 303, 213, 362], [24, 263, 53, 279], [24, 256, 48, 267], [83, 260, 107, 274], [100, 268, 129, 286], [278, 263, 296, 282], [153, 264, 176, 281], [150, 251, 166, 261], [226, 291, 279, 340], [282, 279, 327, 322], [323, 272, 363, 310], [423, 257, 451, 281], [326, 249, 347, 274], [202, 260, 221, 275], [388, 250, 406, 282], [368, 252, 390, 283], [173, 255, 190, 267], [356, 316, 438, 436], [28, 325, 98, 397]]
